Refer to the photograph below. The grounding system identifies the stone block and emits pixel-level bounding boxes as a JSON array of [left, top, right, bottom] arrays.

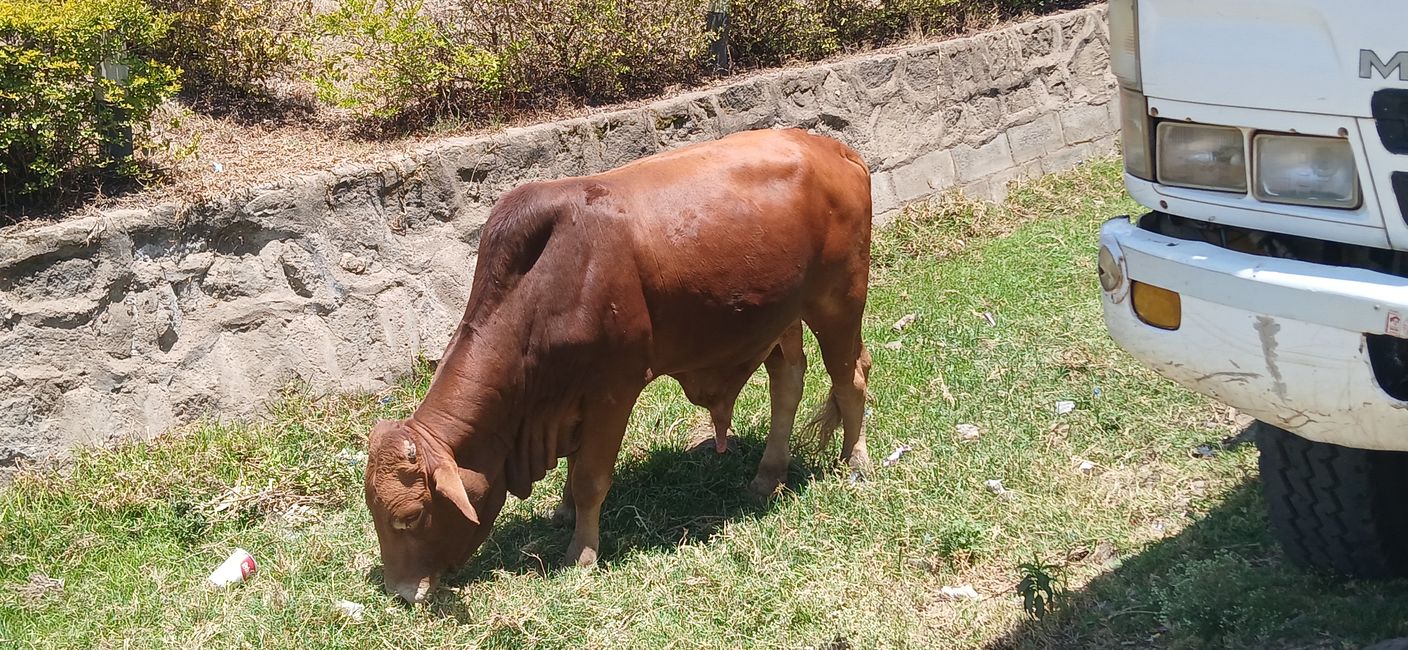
[[1007, 114, 1065, 163], [870, 171, 900, 216], [1059, 102, 1115, 145], [953, 134, 1016, 183], [891, 150, 957, 201], [1041, 142, 1096, 176]]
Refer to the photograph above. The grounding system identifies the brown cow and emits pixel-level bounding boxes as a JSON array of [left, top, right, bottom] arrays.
[[364, 128, 873, 603]]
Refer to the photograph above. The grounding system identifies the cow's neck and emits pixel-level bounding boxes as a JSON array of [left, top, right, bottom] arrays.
[[406, 323, 525, 484]]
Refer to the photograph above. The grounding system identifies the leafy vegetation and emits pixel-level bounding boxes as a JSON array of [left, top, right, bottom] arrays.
[[147, 0, 313, 94], [312, 0, 503, 120], [0, 0, 1090, 205], [0, 0, 178, 203]]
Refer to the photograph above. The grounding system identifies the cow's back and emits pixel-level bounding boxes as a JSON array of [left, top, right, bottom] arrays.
[[582, 129, 872, 374]]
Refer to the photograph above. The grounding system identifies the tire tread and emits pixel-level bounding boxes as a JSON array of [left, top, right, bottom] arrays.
[[1256, 422, 1408, 578]]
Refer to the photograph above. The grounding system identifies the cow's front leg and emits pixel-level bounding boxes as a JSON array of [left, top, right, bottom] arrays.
[[563, 401, 633, 568]]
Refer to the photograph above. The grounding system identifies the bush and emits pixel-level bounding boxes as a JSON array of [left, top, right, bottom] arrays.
[[730, 0, 1083, 66], [729, 0, 839, 66], [452, 0, 712, 104], [147, 0, 314, 94], [0, 0, 179, 203], [312, 0, 503, 121], [304, 0, 1083, 126], [311, 0, 710, 123]]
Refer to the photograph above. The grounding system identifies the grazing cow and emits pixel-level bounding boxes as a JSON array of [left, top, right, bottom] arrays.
[[364, 128, 873, 603]]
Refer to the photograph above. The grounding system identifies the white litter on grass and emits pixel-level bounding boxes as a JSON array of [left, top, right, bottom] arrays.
[[280, 503, 319, 526], [892, 313, 918, 332], [984, 479, 1016, 501], [1073, 458, 1096, 474], [1055, 400, 1076, 415], [956, 423, 981, 441], [335, 599, 366, 622], [882, 444, 912, 467], [335, 448, 367, 467], [939, 584, 981, 601], [882, 340, 904, 351], [980, 311, 996, 327], [207, 548, 256, 589]]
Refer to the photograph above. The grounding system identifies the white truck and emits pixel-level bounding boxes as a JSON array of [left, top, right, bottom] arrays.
[[1098, 0, 1408, 577]]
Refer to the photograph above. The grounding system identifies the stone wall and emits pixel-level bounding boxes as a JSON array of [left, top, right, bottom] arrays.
[[0, 6, 1118, 465]]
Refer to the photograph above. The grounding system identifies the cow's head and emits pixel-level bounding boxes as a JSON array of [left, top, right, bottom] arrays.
[[364, 419, 500, 603]]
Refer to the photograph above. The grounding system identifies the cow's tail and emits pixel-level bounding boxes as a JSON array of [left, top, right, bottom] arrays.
[[796, 389, 844, 458]]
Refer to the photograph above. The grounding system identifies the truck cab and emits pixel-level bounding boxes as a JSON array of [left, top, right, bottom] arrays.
[[1097, 0, 1408, 577]]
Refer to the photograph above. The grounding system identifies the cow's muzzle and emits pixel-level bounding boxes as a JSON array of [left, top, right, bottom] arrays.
[[389, 576, 434, 604]]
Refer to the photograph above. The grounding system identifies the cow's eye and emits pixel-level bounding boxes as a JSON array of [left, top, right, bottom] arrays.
[[391, 509, 423, 530]]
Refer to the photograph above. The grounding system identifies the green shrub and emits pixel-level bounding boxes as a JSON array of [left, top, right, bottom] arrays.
[[0, 0, 179, 203], [452, 0, 711, 104], [311, 0, 710, 123], [729, 0, 839, 66], [730, 0, 1082, 66], [312, 0, 503, 121], [147, 0, 314, 93]]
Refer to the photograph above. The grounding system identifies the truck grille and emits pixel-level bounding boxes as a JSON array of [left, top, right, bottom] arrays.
[[1373, 89, 1408, 155]]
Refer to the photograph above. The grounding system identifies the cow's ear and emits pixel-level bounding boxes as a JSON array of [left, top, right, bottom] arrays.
[[431, 462, 481, 525]]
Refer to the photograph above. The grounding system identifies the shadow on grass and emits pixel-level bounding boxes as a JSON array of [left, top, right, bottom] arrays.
[[989, 475, 1408, 649], [380, 421, 814, 617]]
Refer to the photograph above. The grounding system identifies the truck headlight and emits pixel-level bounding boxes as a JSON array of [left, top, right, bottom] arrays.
[[1156, 123, 1247, 193], [1108, 0, 1140, 90], [1253, 134, 1361, 209]]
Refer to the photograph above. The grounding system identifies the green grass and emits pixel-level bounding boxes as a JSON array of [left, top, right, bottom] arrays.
[[5, 157, 1408, 649]]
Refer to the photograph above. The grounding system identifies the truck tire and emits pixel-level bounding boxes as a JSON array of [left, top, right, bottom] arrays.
[[1256, 422, 1408, 578]]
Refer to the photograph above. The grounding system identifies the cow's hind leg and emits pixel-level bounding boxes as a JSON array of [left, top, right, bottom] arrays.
[[806, 307, 873, 474], [751, 321, 806, 497], [563, 397, 636, 567]]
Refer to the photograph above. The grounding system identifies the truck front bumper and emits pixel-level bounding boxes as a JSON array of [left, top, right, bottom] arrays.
[[1100, 216, 1408, 451]]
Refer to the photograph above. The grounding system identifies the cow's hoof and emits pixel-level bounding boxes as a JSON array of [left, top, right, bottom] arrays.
[[550, 503, 575, 527], [845, 449, 874, 476], [748, 473, 784, 498], [565, 544, 598, 568]]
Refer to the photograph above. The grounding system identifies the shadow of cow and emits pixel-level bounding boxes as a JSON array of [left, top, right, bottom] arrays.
[[367, 419, 818, 614]]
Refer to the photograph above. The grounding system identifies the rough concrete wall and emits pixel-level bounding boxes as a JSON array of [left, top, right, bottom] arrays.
[[0, 6, 1117, 465]]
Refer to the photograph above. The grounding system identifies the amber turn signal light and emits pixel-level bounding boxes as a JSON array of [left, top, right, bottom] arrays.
[[1131, 281, 1181, 330]]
